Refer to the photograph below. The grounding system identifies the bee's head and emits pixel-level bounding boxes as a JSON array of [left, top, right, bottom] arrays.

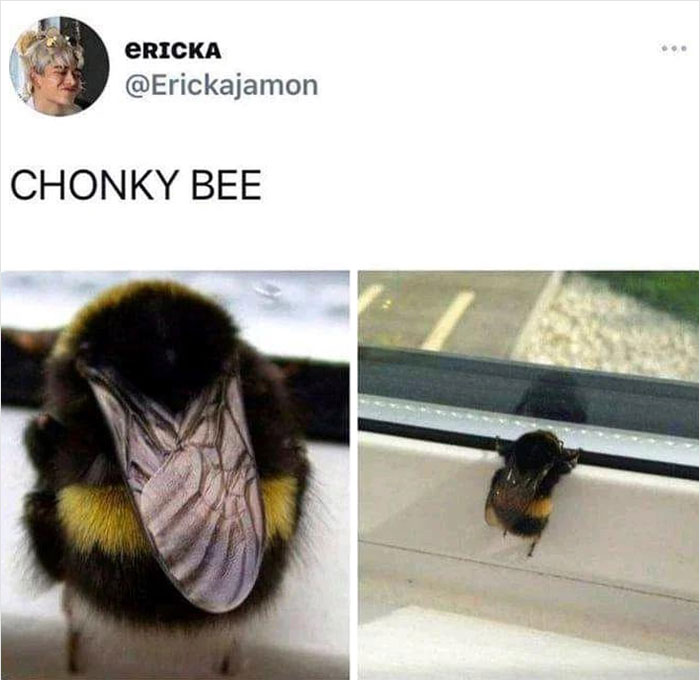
[[53, 280, 238, 414], [511, 430, 563, 471]]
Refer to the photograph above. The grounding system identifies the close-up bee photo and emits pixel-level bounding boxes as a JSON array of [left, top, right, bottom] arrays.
[[1, 272, 350, 679]]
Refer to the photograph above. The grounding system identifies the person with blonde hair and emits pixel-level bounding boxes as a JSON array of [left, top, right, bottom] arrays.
[[15, 27, 84, 116]]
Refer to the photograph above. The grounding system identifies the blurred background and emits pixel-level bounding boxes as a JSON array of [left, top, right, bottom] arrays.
[[359, 271, 698, 383], [2, 271, 349, 362]]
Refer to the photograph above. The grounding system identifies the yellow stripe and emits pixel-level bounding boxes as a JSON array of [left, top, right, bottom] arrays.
[[261, 476, 298, 542], [420, 291, 475, 351], [57, 485, 149, 557], [527, 497, 553, 519], [358, 284, 385, 315], [58, 475, 299, 556]]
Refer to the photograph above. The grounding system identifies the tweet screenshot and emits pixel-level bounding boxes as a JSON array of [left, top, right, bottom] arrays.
[[1, 2, 697, 679]]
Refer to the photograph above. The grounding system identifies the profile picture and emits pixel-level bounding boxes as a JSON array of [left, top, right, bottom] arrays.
[[9, 17, 109, 117]]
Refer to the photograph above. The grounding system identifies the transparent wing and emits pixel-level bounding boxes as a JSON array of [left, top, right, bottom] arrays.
[[84, 366, 265, 613], [139, 373, 265, 613], [485, 459, 553, 528], [83, 365, 178, 497]]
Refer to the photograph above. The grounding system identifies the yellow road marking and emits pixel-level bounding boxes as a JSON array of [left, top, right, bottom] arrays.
[[358, 284, 385, 315], [420, 290, 476, 351]]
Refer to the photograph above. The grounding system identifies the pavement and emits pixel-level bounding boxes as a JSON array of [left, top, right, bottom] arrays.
[[359, 272, 555, 359]]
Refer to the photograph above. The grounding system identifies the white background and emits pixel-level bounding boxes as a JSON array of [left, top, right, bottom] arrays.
[[1, 1, 698, 271], [0, 2, 698, 678]]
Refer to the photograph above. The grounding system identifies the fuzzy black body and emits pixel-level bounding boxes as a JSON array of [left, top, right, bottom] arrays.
[[23, 281, 309, 627], [485, 431, 578, 555]]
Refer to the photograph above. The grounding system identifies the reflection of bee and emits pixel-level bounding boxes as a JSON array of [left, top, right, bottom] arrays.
[[22, 280, 309, 674], [485, 431, 579, 557]]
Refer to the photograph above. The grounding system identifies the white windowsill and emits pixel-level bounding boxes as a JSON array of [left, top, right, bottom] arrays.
[[359, 432, 698, 678]]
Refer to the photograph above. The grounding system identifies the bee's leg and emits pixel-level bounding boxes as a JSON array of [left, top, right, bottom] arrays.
[[560, 448, 582, 473], [23, 490, 65, 581], [24, 413, 65, 476], [219, 655, 230, 675], [62, 586, 80, 674], [503, 529, 508, 538], [67, 629, 80, 674], [527, 537, 540, 558], [572, 447, 583, 466], [218, 640, 243, 677]]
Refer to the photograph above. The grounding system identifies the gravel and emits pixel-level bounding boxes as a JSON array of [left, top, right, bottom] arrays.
[[513, 274, 699, 382]]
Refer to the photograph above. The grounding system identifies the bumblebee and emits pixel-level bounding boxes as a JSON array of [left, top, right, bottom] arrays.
[[22, 280, 309, 674], [485, 430, 579, 556]]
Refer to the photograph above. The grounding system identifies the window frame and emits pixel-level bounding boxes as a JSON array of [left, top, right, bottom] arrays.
[[359, 346, 699, 479]]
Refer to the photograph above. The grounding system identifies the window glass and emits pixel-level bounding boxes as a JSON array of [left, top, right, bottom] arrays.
[[359, 272, 698, 383]]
